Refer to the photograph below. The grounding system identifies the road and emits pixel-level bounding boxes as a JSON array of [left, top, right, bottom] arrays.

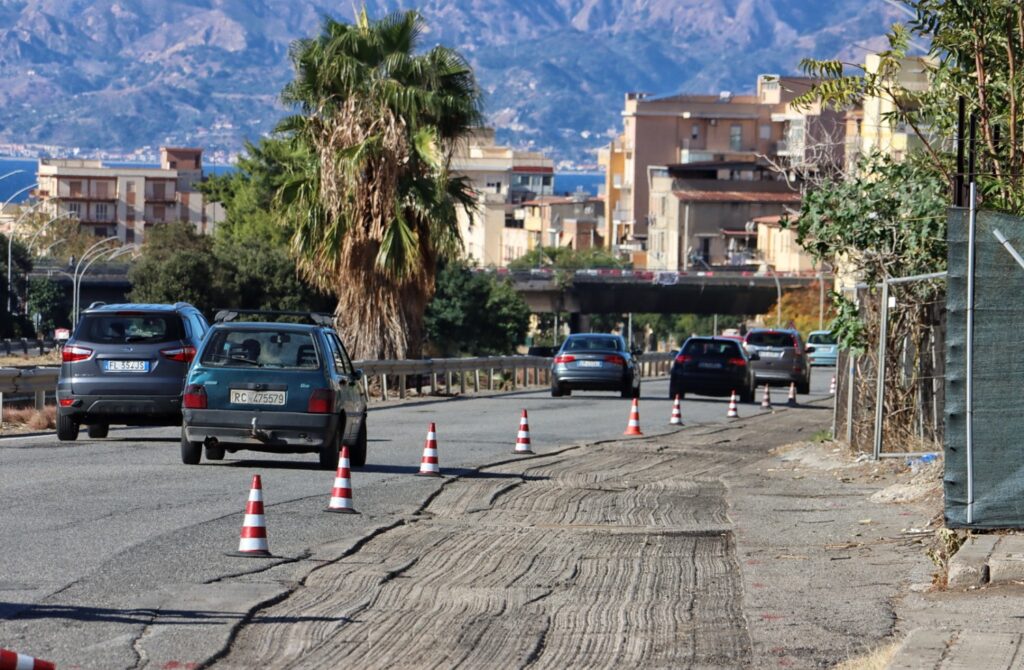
[[0, 370, 837, 668]]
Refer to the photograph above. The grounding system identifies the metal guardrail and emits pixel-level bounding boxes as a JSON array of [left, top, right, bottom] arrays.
[[0, 352, 676, 409]]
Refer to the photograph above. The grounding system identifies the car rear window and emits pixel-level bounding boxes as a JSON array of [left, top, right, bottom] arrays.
[[200, 329, 319, 369], [562, 336, 624, 352], [808, 332, 837, 345], [683, 340, 742, 357], [76, 313, 185, 344], [746, 331, 797, 347]]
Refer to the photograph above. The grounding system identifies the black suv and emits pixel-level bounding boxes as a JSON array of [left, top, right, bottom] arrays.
[[56, 302, 209, 440]]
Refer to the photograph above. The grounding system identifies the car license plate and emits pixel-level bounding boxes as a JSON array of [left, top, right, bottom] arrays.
[[104, 360, 149, 372], [698, 362, 723, 369], [577, 360, 602, 367], [759, 351, 782, 358], [230, 389, 286, 406]]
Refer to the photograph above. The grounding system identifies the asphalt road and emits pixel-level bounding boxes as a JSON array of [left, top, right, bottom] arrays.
[[0, 368, 835, 668]]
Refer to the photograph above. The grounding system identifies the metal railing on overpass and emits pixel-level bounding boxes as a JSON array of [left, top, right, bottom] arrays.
[[0, 352, 676, 410]]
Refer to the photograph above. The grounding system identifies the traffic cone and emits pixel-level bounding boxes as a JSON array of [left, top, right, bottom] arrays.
[[761, 384, 772, 409], [236, 474, 270, 556], [0, 648, 55, 670], [418, 422, 441, 476], [727, 390, 739, 418], [513, 409, 535, 455], [669, 394, 683, 425], [325, 445, 358, 514], [829, 375, 836, 395], [787, 382, 798, 407], [623, 398, 643, 435]]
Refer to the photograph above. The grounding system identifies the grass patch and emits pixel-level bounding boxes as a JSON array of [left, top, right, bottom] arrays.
[[833, 641, 900, 669], [1, 405, 56, 431], [812, 429, 832, 443]]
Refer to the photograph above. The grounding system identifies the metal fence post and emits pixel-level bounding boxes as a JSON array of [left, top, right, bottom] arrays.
[[459, 370, 466, 395], [35, 389, 45, 410], [474, 369, 480, 393], [399, 373, 406, 400], [488, 368, 494, 390], [872, 281, 890, 460], [846, 353, 856, 445]]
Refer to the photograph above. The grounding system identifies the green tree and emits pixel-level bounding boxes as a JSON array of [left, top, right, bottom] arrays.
[[425, 260, 530, 356], [128, 223, 224, 314], [507, 246, 629, 272], [27, 277, 68, 335], [0, 233, 33, 337], [273, 10, 483, 360]]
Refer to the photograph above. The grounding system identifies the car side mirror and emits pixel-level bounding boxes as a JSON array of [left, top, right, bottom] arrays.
[[631, 347, 643, 357], [748, 352, 760, 361], [351, 369, 364, 383], [805, 346, 816, 354]]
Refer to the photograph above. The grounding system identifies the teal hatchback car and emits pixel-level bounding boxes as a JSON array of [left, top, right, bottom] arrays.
[[181, 311, 368, 469]]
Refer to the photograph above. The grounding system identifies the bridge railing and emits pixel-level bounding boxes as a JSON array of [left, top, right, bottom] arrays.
[[0, 352, 676, 409]]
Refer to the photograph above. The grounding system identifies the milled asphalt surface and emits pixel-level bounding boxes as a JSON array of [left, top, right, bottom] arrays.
[[9, 367, 997, 669]]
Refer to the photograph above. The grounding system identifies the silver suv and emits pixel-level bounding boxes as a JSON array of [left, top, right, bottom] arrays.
[[56, 302, 209, 440], [743, 328, 811, 394]]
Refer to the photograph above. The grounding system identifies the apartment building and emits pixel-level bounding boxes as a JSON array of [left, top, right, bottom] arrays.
[[34, 147, 224, 243], [752, 214, 816, 274], [600, 75, 841, 260], [851, 55, 932, 162], [645, 162, 800, 272], [451, 129, 555, 266], [518, 193, 604, 254]]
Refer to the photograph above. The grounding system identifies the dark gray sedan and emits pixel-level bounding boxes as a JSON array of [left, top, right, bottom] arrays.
[[550, 333, 640, 398]]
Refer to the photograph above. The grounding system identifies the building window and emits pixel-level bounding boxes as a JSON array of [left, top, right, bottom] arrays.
[[152, 183, 165, 200], [691, 124, 699, 140], [95, 203, 109, 220], [69, 180, 83, 198], [542, 175, 552, 187], [759, 124, 771, 140], [126, 181, 135, 193], [730, 125, 743, 151], [153, 205, 165, 221], [67, 202, 82, 217]]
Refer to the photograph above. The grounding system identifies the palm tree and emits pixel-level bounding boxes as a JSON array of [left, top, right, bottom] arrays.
[[274, 9, 483, 360]]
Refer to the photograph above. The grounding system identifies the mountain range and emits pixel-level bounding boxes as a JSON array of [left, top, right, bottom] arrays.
[[0, 0, 908, 165]]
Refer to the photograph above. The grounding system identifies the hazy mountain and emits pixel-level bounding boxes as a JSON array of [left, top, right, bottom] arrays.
[[0, 0, 906, 164]]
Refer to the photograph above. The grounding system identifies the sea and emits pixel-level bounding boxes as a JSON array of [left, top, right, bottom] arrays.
[[0, 157, 604, 203]]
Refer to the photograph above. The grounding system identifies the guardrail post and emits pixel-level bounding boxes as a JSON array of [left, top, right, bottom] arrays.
[[445, 371, 452, 394], [459, 370, 466, 395], [36, 340, 44, 356], [2, 339, 9, 356], [399, 374, 406, 399], [511, 366, 517, 390], [473, 369, 480, 393], [381, 373, 388, 401], [488, 368, 494, 390], [35, 389, 45, 410], [362, 374, 369, 398], [20, 338, 28, 355]]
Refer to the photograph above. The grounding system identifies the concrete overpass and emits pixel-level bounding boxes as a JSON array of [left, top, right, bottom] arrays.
[[503, 268, 824, 315]]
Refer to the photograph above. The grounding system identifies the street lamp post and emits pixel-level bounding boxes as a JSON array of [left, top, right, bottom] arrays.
[[73, 244, 136, 321], [71, 236, 118, 324], [5, 185, 40, 313], [27, 212, 77, 255]]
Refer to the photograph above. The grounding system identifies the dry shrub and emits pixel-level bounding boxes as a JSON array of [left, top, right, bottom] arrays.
[[2, 405, 56, 430], [833, 641, 900, 670]]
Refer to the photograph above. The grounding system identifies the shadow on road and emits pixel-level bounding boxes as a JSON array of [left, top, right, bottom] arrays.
[[0, 602, 345, 626]]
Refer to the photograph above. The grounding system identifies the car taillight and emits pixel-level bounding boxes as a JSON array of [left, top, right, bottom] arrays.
[[307, 388, 334, 414], [604, 354, 625, 366], [59, 398, 74, 407], [161, 345, 197, 363], [183, 384, 207, 409], [62, 345, 93, 362], [792, 336, 802, 354], [728, 358, 747, 367], [674, 354, 692, 364], [554, 354, 576, 364]]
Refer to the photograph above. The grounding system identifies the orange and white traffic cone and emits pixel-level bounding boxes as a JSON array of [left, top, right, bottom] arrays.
[[0, 648, 55, 670], [829, 375, 836, 395], [761, 384, 772, 409], [669, 394, 683, 425], [513, 409, 534, 455], [727, 390, 739, 418], [624, 398, 643, 435], [325, 445, 358, 514], [236, 474, 270, 556], [418, 422, 441, 476], [787, 382, 798, 407]]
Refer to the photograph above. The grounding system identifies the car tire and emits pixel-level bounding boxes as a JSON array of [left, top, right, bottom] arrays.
[[551, 384, 563, 398], [57, 413, 79, 442], [180, 427, 202, 465], [87, 423, 109, 439], [350, 420, 368, 468], [797, 380, 810, 395], [319, 429, 341, 471], [205, 444, 225, 461]]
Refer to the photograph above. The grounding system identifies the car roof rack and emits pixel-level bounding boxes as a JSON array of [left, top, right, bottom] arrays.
[[86, 301, 107, 310], [214, 309, 334, 327]]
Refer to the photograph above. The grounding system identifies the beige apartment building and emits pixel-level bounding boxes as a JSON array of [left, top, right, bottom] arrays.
[[851, 55, 932, 163], [451, 129, 555, 266], [600, 75, 843, 261], [518, 194, 604, 253], [751, 213, 816, 274], [35, 147, 224, 243]]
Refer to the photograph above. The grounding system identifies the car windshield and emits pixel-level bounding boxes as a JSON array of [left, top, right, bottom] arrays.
[[808, 332, 837, 345], [200, 329, 319, 369], [683, 340, 742, 357], [746, 331, 797, 348], [562, 336, 624, 352], [77, 313, 184, 344]]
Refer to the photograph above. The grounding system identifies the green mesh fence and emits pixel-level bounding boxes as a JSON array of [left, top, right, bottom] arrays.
[[945, 207, 1024, 528]]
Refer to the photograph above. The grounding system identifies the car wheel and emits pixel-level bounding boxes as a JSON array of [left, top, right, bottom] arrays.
[[631, 382, 641, 399], [57, 413, 79, 442], [87, 423, 109, 439], [797, 380, 810, 395], [319, 429, 341, 471], [205, 444, 225, 461], [551, 383, 563, 398], [180, 427, 202, 465], [741, 387, 755, 403], [349, 420, 368, 468]]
